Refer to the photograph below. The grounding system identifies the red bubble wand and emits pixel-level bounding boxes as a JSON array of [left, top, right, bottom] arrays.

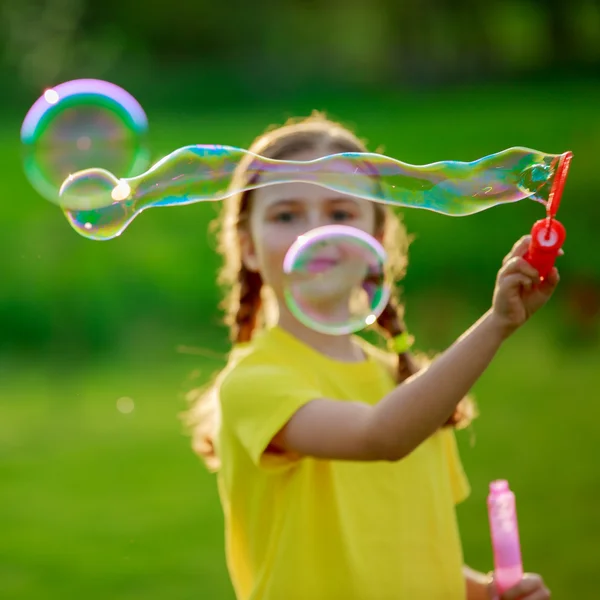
[[523, 151, 572, 280]]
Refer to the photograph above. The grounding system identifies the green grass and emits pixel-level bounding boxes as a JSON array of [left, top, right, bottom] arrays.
[[455, 324, 600, 595], [1, 321, 599, 599], [0, 357, 235, 600]]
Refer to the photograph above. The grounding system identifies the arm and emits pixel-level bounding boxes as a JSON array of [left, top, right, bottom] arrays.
[[273, 308, 506, 461], [271, 236, 559, 462], [364, 308, 505, 459]]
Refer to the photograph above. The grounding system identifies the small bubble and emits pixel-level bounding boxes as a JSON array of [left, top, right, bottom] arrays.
[[117, 397, 135, 414]]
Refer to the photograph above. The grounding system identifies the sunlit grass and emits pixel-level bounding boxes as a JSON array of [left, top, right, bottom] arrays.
[[1, 320, 598, 599]]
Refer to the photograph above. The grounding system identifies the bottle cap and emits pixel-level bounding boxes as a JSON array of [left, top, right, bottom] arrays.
[[490, 479, 509, 493]]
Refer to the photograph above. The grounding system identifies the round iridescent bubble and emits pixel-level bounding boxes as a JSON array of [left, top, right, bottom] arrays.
[[21, 78, 150, 208], [283, 225, 390, 335], [57, 144, 564, 241]]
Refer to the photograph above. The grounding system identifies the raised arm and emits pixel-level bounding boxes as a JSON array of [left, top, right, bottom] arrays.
[[270, 236, 559, 462]]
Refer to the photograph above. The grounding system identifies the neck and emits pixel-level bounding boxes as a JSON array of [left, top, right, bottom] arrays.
[[276, 304, 366, 363]]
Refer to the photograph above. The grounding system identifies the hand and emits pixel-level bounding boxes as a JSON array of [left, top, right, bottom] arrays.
[[491, 235, 561, 337], [490, 572, 551, 600]]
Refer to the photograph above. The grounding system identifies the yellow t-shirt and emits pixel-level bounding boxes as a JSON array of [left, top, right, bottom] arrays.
[[216, 326, 470, 600]]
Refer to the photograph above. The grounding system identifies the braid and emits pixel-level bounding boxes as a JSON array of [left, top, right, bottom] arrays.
[[376, 294, 474, 428], [234, 266, 263, 343], [376, 294, 416, 383]]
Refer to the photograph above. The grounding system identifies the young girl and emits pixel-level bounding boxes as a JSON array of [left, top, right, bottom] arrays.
[[187, 112, 554, 600]]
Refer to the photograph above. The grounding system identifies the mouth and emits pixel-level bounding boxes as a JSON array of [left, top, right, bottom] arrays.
[[304, 257, 340, 274]]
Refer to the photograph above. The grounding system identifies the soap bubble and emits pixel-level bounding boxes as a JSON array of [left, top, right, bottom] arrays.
[[57, 144, 567, 241], [21, 78, 150, 206], [283, 225, 390, 335]]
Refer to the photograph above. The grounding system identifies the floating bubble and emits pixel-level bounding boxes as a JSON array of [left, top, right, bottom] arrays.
[[58, 144, 567, 241], [21, 78, 150, 207], [282, 225, 389, 335], [116, 397, 135, 414]]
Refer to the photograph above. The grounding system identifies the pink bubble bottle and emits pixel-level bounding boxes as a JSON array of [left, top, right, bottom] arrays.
[[487, 480, 523, 595]]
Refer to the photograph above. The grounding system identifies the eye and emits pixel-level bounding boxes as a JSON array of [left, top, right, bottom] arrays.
[[331, 209, 354, 222], [273, 210, 297, 223]]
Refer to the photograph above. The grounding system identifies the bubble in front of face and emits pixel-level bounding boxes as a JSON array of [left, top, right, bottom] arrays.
[[20, 78, 150, 206], [282, 225, 390, 335]]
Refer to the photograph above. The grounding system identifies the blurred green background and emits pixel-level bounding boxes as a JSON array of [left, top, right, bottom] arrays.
[[1, 1, 600, 598]]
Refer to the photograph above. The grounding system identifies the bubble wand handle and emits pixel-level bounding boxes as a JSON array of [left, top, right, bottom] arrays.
[[488, 480, 523, 596], [523, 151, 572, 280]]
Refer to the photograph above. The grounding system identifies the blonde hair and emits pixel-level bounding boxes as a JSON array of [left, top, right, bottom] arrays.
[[185, 111, 475, 471]]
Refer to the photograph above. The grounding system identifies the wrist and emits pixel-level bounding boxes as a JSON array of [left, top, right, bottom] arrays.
[[484, 308, 517, 342]]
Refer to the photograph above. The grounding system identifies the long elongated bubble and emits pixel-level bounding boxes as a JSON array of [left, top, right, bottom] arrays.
[[58, 144, 564, 240]]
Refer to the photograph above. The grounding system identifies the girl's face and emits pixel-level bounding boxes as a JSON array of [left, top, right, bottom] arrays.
[[240, 148, 379, 307]]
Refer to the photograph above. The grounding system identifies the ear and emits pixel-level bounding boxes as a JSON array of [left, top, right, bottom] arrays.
[[373, 226, 385, 245], [239, 229, 260, 272]]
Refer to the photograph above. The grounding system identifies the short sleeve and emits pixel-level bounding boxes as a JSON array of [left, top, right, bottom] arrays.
[[441, 428, 471, 504], [218, 363, 322, 469]]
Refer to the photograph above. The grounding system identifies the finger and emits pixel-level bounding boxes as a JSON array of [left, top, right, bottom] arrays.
[[512, 589, 551, 600], [500, 256, 540, 280], [498, 273, 535, 293], [546, 267, 559, 284], [502, 236, 531, 265], [501, 574, 545, 600], [511, 235, 533, 258], [539, 267, 560, 292]]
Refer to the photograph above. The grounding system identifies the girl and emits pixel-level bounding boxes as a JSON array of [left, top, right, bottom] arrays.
[[186, 112, 554, 600]]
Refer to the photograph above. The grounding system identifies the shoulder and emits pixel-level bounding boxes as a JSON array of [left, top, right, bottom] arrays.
[[221, 328, 299, 377], [217, 330, 318, 407]]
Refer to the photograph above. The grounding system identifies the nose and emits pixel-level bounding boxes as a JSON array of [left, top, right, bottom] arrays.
[[304, 210, 332, 232]]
